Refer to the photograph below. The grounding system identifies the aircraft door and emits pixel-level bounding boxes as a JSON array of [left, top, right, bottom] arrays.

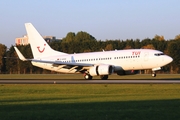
[[141, 52, 149, 69], [144, 52, 149, 61]]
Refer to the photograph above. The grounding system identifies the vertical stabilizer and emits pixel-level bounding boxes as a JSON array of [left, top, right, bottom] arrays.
[[25, 23, 66, 58]]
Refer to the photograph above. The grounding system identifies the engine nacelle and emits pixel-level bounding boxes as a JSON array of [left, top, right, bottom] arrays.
[[89, 64, 114, 76]]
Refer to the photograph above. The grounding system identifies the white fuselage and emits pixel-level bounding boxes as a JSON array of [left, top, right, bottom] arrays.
[[32, 49, 172, 73]]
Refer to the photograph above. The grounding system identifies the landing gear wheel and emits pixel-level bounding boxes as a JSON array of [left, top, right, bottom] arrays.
[[100, 75, 108, 80], [152, 72, 156, 77], [84, 74, 93, 80]]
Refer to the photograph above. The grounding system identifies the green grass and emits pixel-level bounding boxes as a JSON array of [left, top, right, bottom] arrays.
[[0, 84, 180, 120]]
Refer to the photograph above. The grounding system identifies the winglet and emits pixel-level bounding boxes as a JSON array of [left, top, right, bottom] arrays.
[[14, 47, 27, 61]]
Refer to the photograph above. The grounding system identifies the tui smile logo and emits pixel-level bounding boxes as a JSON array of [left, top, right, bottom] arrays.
[[37, 44, 46, 53]]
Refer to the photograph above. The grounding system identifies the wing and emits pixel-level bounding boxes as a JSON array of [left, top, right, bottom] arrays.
[[14, 47, 94, 72], [33, 59, 94, 73], [31, 59, 93, 67]]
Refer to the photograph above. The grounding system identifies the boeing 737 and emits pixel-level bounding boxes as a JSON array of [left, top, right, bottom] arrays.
[[14, 23, 173, 80]]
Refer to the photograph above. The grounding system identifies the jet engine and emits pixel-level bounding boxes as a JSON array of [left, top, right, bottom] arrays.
[[89, 64, 114, 76]]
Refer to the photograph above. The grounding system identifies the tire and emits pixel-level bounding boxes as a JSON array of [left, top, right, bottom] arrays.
[[84, 74, 93, 80], [152, 73, 156, 77], [100, 75, 108, 80]]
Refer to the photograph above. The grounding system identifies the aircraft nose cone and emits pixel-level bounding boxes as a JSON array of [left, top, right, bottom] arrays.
[[166, 56, 173, 64]]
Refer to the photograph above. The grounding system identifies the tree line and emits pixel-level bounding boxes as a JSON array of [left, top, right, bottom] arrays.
[[0, 31, 180, 74]]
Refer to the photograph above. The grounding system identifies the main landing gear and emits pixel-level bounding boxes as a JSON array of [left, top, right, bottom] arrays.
[[152, 71, 156, 77], [84, 74, 93, 80], [100, 75, 108, 80], [83, 73, 109, 80]]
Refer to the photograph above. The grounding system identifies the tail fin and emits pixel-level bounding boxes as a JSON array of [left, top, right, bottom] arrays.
[[25, 23, 67, 59]]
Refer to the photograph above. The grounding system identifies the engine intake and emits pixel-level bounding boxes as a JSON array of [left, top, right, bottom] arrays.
[[89, 64, 114, 76]]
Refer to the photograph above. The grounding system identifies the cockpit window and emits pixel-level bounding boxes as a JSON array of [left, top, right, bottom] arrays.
[[154, 53, 164, 56]]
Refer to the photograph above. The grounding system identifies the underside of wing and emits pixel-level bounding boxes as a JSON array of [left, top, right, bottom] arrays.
[[31, 59, 94, 73], [31, 59, 94, 67]]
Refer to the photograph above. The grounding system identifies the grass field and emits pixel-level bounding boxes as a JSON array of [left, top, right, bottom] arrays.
[[0, 74, 180, 120]]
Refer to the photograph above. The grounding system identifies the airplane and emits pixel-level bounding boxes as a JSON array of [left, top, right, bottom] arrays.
[[14, 23, 173, 80]]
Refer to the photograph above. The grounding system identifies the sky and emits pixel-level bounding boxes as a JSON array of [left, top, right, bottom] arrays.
[[0, 0, 180, 48]]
